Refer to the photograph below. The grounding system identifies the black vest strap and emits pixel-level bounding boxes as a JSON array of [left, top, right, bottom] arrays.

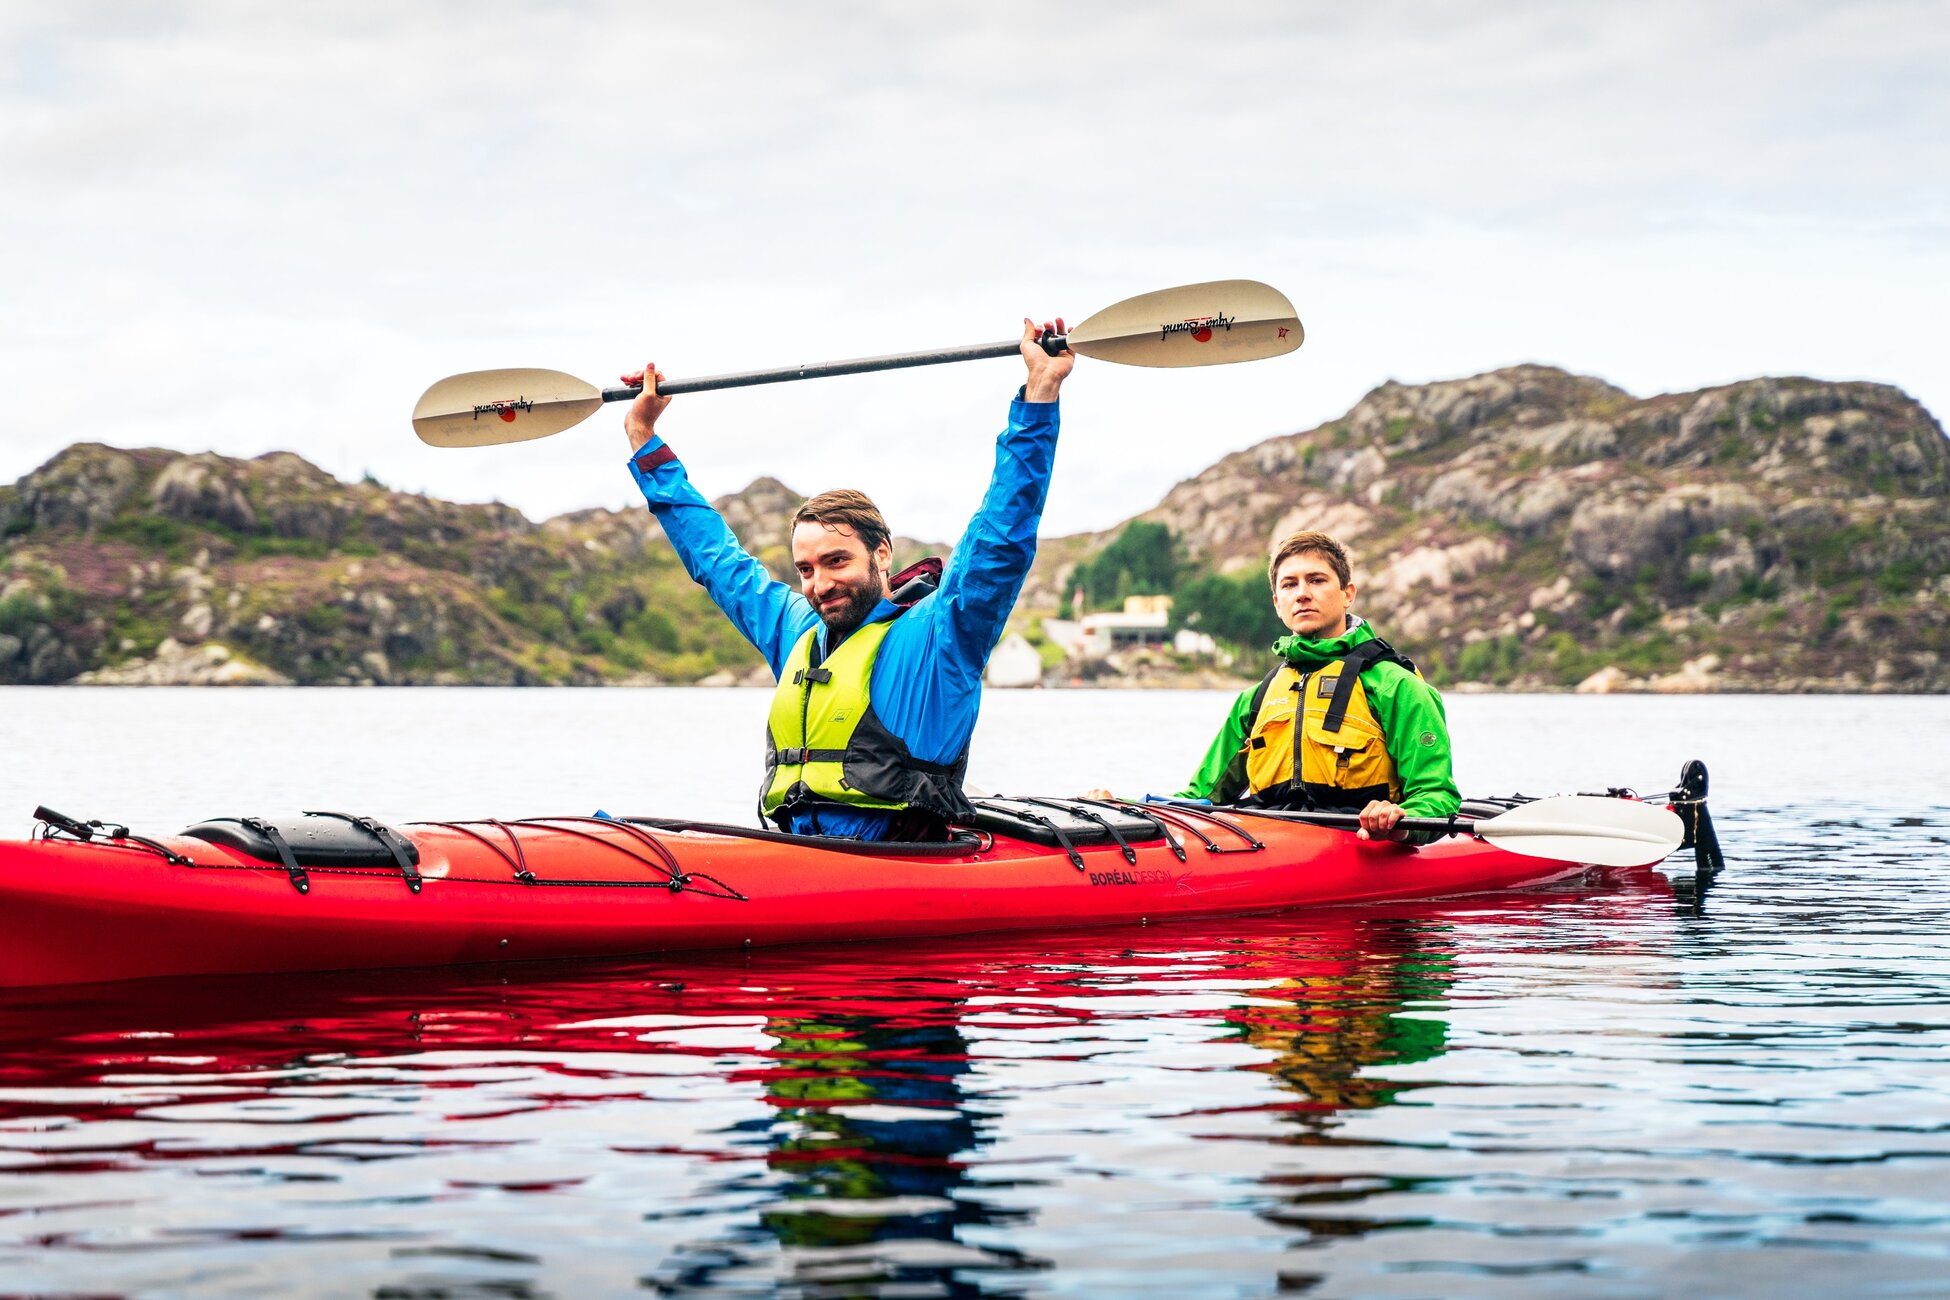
[[1320, 639, 1395, 735], [777, 747, 849, 766], [792, 667, 834, 686]]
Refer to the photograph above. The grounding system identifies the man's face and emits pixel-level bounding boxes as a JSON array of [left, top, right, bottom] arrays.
[[1272, 551, 1355, 638], [792, 521, 892, 635]]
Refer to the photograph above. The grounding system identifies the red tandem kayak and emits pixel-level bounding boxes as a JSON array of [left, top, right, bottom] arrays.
[[0, 787, 1709, 989]]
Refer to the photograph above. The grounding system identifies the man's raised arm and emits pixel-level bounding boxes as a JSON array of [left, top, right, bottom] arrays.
[[926, 319, 1075, 667], [623, 362, 810, 677]]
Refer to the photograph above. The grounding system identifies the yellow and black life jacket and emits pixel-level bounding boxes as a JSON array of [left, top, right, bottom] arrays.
[[760, 616, 973, 831], [1241, 638, 1417, 812]]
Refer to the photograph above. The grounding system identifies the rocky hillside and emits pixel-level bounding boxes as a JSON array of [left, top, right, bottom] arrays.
[[0, 444, 958, 687], [1023, 366, 1949, 692], [0, 447, 783, 685], [4, 365, 1944, 690]]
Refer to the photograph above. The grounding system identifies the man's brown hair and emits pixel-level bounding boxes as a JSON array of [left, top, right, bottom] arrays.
[[1268, 529, 1352, 589], [793, 489, 891, 556]]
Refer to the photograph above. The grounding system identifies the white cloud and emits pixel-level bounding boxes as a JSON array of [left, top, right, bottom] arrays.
[[4, 0, 1946, 536]]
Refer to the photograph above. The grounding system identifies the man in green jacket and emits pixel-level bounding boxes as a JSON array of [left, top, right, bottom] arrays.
[[1120, 530, 1459, 839]]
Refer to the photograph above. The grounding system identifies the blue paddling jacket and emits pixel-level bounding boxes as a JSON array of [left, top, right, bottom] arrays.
[[627, 391, 1059, 839]]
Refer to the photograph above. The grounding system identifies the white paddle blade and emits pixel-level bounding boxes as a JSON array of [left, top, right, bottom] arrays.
[[1068, 279, 1303, 369], [1475, 795, 1686, 868], [412, 368, 605, 447]]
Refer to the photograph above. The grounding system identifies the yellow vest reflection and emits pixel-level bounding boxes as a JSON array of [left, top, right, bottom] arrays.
[[1222, 923, 1455, 1120]]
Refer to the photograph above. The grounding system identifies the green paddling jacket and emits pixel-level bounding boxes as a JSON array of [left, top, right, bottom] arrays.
[[1181, 618, 1461, 817]]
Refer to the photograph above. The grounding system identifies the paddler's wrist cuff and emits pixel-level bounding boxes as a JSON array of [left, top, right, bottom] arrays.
[[630, 439, 677, 473]]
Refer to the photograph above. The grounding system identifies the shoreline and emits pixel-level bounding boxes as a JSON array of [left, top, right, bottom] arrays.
[[22, 677, 1946, 694]]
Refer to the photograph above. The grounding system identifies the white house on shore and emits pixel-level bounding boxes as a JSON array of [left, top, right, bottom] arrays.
[[1043, 595, 1174, 659], [983, 631, 1045, 687], [995, 596, 1226, 684]]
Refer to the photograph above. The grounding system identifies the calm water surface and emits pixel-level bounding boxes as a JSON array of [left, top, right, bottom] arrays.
[[0, 690, 1945, 1297]]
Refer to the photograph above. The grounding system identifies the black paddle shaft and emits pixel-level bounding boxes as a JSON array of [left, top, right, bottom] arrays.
[[600, 334, 1069, 402], [1149, 799, 1466, 838], [1236, 808, 1466, 837]]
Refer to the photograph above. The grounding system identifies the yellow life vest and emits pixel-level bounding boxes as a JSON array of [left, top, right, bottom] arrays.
[[1242, 640, 1414, 810], [760, 618, 971, 828]]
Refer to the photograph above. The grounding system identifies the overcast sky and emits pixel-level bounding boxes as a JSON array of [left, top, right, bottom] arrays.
[[5, 1, 1945, 537]]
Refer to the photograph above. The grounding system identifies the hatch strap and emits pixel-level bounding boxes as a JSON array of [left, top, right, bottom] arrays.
[[449, 819, 534, 882], [1137, 802, 1267, 854], [1021, 797, 1140, 865], [243, 817, 308, 894], [304, 811, 423, 894], [422, 818, 749, 901], [1078, 798, 1187, 862], [997, 807, 1085, 870]]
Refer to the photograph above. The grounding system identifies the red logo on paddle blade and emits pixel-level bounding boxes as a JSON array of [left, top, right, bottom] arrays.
[[1160, 312, 1234, 343], [472, 397, 535, 424]]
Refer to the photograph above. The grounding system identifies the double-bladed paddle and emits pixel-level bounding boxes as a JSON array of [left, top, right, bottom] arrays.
[[1227, 794, 1687, 868], [411, 279, 1302, 448]]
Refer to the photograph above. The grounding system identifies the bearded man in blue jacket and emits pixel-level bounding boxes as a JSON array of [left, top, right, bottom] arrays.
[[624, 318, 1074, 841]]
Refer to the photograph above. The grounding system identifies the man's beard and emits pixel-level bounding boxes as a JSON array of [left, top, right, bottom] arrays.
[[816, 558, 885, 634]]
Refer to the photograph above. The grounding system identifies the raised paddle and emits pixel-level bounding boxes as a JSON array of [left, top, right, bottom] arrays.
[[411, 279, 1303, 448], [1207, 794, 1686, 868]]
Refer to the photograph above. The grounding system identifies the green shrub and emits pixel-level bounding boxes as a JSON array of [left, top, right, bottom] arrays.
[[1877, 559, 1925, 595], [1736, 573, 1782, 603], [1077, 521, 1180, 610], [1170, 569, 1282, 652], [0, 594, 44, 637], [625, 607, 682, 653], [100, 515, 191, 555], [1455, 635, 1521, 682], [237, 535, 333, 560], [299, 605, 347, 635]]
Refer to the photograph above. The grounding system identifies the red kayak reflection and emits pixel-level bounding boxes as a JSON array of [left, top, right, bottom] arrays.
[[0, 867, 1674, 1296]]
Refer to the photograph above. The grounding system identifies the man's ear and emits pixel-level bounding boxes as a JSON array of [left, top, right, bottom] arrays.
[[875, 541, 894, 584]]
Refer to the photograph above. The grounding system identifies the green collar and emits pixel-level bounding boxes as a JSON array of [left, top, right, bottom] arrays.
[[1272, 616, 1375, 669]]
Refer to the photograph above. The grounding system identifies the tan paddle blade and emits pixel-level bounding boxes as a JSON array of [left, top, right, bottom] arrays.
[[1067, 279, 1302, 368], [412, 369, 605, 447], [1474, 795, 1685, 868]]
